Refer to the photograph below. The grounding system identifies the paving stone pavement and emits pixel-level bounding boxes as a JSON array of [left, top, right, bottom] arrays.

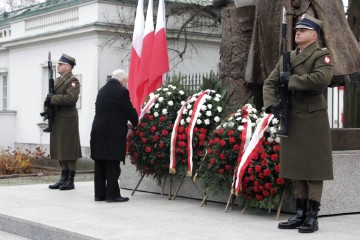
[[0, 178, 359, 240]]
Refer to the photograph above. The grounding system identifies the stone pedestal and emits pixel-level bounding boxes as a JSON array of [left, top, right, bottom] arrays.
[[120, 150, 360, 216]]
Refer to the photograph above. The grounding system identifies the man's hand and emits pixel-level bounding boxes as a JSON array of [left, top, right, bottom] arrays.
[[271, 102, 287, 120], [46, 93, 53, 102], [280, 71, 291, 85]]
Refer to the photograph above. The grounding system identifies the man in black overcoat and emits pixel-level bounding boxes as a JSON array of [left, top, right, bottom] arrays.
[[90, 69, 138, 202]]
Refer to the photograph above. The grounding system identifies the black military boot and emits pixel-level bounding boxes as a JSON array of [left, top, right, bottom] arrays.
[[278, 198, 307, 229], [299, 199, 320, 233], [49, 169, 68, 189], [59, 170, 75, 190]]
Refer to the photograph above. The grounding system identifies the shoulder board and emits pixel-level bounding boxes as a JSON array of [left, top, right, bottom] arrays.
[[320, 47, 328, 51]]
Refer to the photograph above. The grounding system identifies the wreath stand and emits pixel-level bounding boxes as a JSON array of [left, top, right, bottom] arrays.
[[131, 173, 173, 200], [172, 175, 186, 200], [131, 173, 145, 196]]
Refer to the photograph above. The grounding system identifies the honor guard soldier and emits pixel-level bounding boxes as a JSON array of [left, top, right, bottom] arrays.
[[263, 14, 334, 233], [48, 53, 82, 191]]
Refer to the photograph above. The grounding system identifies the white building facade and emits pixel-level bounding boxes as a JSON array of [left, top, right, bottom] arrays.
[[0, 0, 221, 154]]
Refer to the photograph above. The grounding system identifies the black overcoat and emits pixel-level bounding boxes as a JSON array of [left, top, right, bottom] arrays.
[[90, 79, 138, 163]]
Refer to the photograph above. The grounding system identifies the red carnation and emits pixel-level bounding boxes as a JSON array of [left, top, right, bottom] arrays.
[[263, 190, 270, 197], [178, 126, 184, 133], [217, 129, 224, 135], [265, 183, 272, 189], [145, 147, 151, 153], [150, 126, 156, 132], [159, 142, 165, 148], [141, 138, 147, 143], [199, 134, 206, 141], [227, 129, 234, 136], [233, 144, 240, 151], [273, 145, 280, 152], [225, 165, 231, 171], [219, 153, 226, 160], [229, 137, 236, 143], [271, 154, 279, 161], [219, 139, 226, 146], [162, 129, 169, 136], [276, 178, 285, 185], [153, 135, 159, 142], [159, 116, 166, 122], [255, 165, 262, 172], [200, 128, 207, 134], [275, 165, 280, 172], [210, 158, 216, 165], [148, 115, 154, 120], [218, 169, 224, 175]]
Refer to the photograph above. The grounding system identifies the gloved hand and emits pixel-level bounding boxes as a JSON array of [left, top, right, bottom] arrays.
[[280, 71, 291, 86], [270, 102, 287, 120], [46, 93, 53, 102]]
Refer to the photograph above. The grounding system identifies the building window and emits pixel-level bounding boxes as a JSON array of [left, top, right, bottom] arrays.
[[0, 72, 8, 111]]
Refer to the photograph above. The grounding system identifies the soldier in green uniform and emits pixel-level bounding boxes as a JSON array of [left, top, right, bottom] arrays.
[[48, 54, 82, 191], [263, 15, 334, 233]]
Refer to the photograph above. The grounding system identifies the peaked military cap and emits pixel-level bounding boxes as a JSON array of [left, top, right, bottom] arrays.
[[295, 14, 322, 33], [58, 53, 76, 67]]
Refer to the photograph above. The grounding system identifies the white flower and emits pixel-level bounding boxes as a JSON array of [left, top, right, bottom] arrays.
[[214, 116, 220, 122], [215, 94, 221, 98], [228, 117, 233, 121], [162, 109, 168, 115], [241, 118, 247, 123], [186, 117, 191, 123], [170, 85, 176, 90], [180, 119, 185, 125], [190, 96, 197, 102], [179, 90, 185, 95], [207, 104, 212, 109], [154, 112, 159, 117], [201, 105, 207, 111], [197, 119, 202, 125], [155, 103, 159, 109], [182, 108, 188, 114], [213, 97, 220, 102], [187, 104, 192, 109], [228, 122, 235, 127], [189, 110, 193, 116], [149, 92, 155, 98], [237, 125, 244, 131], [267, 137, 274, 142], [168, 101, 174, 106], [166, 92, 172, 96], [217, 106, 222, 112], [181, 101, 186, 106], [162, 88, 168, 92], [275, 136, 281, 143], [272, 118, 279, 125], [158, 97, 164, 102], [223, 123, 228, 128], [204, 119, 210, 125], [206, 111, 212, 117], [269, 126, 277, 133], [204, 95, 212, 100], [252, 122, 256, 127], [236, 117, 242, 121]]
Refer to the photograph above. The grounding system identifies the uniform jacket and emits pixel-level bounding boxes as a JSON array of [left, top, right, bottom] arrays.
[[50, 72, 82, 160], [263, 42, 334, 180], [90, 79, 139, 163]]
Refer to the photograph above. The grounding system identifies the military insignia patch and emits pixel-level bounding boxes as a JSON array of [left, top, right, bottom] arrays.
[[71, 82, 78, 87], [324, 56, 331, 64]]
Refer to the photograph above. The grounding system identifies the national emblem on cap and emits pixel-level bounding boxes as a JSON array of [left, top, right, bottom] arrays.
[[58, 54, 76, 67], [294, 14, 322, 33]]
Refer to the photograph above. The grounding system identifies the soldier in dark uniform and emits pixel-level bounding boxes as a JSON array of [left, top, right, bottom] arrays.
[[48, 54, 82, 191], [90, 69, 138, 202], [263, 15, 334, 233]]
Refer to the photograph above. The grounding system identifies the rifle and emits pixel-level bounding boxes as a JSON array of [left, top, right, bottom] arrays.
[[40, 52, 55, 133], [276, 7, 291, 137]]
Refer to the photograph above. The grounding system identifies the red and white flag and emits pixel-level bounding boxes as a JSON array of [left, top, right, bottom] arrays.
[[128, 0, 144, 114], [148, 0, 169, 93], [136, 0, 155, 108]]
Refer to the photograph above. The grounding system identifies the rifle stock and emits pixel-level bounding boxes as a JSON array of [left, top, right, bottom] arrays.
[[40, 52, 55, 133]]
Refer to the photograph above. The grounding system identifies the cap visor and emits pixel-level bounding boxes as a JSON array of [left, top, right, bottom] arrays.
[[295, 24, 314, 30]]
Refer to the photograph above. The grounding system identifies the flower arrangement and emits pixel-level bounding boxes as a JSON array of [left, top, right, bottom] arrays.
[[198, 104, 259, 197], [128, 85, 188, 183], [238, 114, 289, 211], [169, 89, 225, 177]]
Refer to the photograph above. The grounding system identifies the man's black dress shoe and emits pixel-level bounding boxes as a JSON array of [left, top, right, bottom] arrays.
[[106, 197, 129, 202], [94, 197, 106, 201]]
